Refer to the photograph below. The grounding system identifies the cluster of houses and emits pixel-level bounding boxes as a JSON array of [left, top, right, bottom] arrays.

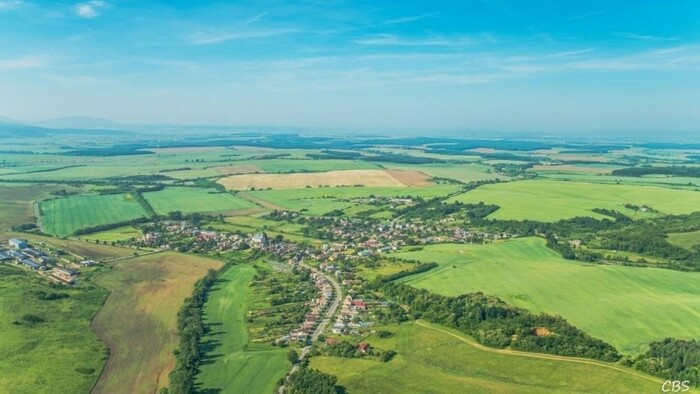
[[1, 238, 91, 284], [332, 296, 377, 335], [284, 270, 334, 344]]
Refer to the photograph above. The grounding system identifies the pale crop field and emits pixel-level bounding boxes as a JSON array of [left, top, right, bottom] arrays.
[[92, 252, 222, 394], [450, 179, 700, 221], [395, 237, 700, 354], [217, 169, 429, 190]]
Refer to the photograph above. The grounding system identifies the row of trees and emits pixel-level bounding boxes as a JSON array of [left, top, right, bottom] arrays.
[[626, 338, 700, 386], [164, 269, 218, 394], [371, 279, 620, 361], [612, 166, 700, 178]]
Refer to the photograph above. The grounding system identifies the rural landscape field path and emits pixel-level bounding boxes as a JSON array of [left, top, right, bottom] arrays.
[[415, 320, 669, 387]]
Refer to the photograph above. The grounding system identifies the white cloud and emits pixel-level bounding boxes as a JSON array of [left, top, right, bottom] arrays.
[[381, 12, 440, 26], [187, 28, 296, 45], [614, 32, 679, 42], [0, 0, 24, 10], [75, 0, 107, 18], [0, 56, 44, 70], [242, 11, 267, 26]]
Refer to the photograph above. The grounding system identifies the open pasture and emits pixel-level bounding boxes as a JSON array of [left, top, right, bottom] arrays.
[[92, 252, 222, 394], [79, 226, 143, 243], [668, 230, 700, 250], [384, 163, 505, 183], [0, 265, 108, 394], [195, 264, 289, 394], [450, 179, 700, 221], [247, 158, 379, 173], [311, 321, 660, 394], [143, 187, 256, 215], [40, 194, 148, 237], [395, 237, 700, 354], [246, 184, 460, 215], [217, 169, 429, 190]]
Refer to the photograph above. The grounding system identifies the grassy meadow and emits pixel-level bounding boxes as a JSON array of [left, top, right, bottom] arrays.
[[195, 264, 289, 394], [0, 265, 108, 394], [450, 179, 700, 221], [246, 184, 460, 215], [668, 230, 700, 250], [91, 252, 222, 394], [78, 226, 143, 243], [310, 321, 661, 394], [143, 187, 256, 215], [41, 194, 147, 237], [395, 237, 700, 354]]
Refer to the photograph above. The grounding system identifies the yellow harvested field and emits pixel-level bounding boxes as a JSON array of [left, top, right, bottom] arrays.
[[218, 169, 430, 190]]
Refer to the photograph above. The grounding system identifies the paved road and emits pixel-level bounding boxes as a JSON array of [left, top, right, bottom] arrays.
[[279, 261, 342, 392]]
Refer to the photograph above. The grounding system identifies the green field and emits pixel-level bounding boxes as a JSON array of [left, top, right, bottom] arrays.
[[143, 187, 256, 215], [195, 264, 289, 393], [0, 265, 108, 394], [450, 179, 700, 221], [249, 158, 379, 173], [247, 185, 460, 215], [41, 194, 148, 237], [92, 252, 222, 394], [311, 321, 660, 394], [668, 230, 700, 250], [0, 184, 81, 234], [79, 226, 142, 243], [385, 163, 507, 183], [395, 237, 700, 354]]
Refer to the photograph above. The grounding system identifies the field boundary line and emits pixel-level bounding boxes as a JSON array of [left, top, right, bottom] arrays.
[[415, 320, 667, 387], [237, 192, 286, 211]]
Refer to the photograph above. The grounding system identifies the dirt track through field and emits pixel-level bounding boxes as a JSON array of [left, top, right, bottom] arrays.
[[415, 320, 666, 387]]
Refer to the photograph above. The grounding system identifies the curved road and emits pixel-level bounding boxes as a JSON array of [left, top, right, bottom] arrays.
[[279, 261, 342, 393]]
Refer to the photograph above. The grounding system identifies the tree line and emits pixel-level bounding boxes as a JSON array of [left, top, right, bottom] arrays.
[[368, 270, 620, 361], [163, 269, 218, 394]]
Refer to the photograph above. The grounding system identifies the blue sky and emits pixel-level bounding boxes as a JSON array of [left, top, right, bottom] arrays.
[[1, 0, 699, 134]]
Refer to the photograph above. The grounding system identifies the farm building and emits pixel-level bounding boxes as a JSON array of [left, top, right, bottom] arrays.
[[8, 238, 28, 249], [357, 250, 372, 257], [52, 267, 78, 284], [21, 259, 43, 270], [0, 252, 13, 262]]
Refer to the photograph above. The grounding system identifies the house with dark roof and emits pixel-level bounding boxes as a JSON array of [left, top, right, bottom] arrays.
[[22, 259, 42, 270]]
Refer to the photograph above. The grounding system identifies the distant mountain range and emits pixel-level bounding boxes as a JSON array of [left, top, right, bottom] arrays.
[[35, 116, 132, 130], [0, 120, 132, 138]]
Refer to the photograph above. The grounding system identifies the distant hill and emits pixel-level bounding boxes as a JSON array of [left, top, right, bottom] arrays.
[[36, 116, 131, 130], [0, 121, 130, 138]]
